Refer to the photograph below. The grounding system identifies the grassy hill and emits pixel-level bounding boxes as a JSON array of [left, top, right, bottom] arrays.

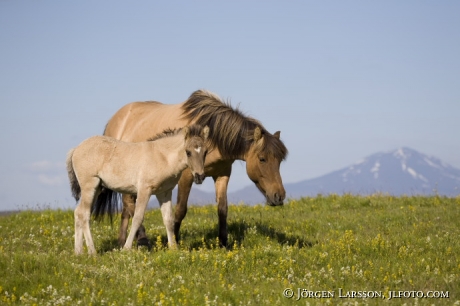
[[0, 195, 459, 305]]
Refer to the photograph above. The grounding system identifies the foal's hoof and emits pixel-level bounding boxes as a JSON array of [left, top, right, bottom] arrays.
[[137, 237, 152, 251]]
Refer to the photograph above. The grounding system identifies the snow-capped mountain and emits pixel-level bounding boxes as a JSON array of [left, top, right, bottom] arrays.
[[285, 147, 460, 198]]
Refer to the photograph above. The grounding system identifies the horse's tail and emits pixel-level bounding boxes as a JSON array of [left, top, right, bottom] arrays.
[[89, 122, 121, 223], [66, 148, 81, 202], [91, 188, 121, 223]]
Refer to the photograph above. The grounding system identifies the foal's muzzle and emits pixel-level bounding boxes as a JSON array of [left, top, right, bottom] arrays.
[[194, 173, 206, 184]]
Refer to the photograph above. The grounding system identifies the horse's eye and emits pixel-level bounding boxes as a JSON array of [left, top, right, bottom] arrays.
[[186, 150, 191, 157], [259, 157, 266, 163]]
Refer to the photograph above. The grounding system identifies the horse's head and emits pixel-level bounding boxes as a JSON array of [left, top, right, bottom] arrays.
[[246, 127, 288, 206], [184, 125, 209, 184]]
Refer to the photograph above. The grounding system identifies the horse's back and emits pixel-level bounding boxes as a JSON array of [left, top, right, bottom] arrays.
[[104, 101, 187, 142]]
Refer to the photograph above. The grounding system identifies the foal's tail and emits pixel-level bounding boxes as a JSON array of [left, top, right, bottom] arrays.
[[66, 148, 81, 202], [92, 188, 121, 223]]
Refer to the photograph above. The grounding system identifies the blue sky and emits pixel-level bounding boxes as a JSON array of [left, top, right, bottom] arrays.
[[1, 1, 459, 210]]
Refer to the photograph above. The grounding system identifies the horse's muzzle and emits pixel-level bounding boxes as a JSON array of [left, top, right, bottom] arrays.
[[193, 173, 206, 184], [266, 192, 285, 206]]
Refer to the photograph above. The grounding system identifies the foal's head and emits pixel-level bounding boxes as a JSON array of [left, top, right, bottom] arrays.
[[183, 125, 209, 184]]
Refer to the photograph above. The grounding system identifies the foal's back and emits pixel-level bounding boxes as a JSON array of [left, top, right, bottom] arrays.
[[72, 136, 154, 192], [72, 136, 118, 169]]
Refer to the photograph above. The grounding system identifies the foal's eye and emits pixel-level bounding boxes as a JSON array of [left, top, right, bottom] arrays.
[[186, 150, 191, 157], [259, 157, 266, 163]]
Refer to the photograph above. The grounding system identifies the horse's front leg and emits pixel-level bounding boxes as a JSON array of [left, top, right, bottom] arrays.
[[123, 190, 151, 250], [174, 169, 194, 243], [118, 194, 135, 247], [157, 190, 176, 248], [213, 163, 232, 247]]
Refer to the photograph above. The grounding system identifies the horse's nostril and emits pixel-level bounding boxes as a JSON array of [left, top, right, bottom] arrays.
[[273, 192, 284, 204]]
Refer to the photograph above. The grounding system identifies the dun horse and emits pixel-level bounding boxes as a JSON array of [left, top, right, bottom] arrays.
[[66, 125, 209, 254], [96, 89, 288, 247]]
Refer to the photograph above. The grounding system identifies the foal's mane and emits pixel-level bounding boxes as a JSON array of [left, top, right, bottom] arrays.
[[147, 124, 204, 142], [181, 90, 288, 160]]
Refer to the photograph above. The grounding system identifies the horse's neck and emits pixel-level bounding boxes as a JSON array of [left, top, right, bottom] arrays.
[[229, 150, 246, 161], [152, 135, 187, 172], [205, 129, 252, 162], [230, 142, 250, 162]]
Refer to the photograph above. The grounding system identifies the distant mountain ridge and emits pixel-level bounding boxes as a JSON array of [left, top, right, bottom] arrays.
[[150, 147, 460, 206], [285, 147, 460, 199]]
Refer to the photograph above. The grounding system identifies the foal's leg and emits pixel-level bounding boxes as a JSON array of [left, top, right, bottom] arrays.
[[213, 163, 232, 247], [74, 204, 85, 255], [123, 189, 151, 250], [156, 190, 176, 248], [174, 169, 194, 243], [119, 194, 149, 247], [75, 177, 100, 255]]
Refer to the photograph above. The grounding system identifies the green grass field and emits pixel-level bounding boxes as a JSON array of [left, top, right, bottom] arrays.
[[0, 195, 459, 305]]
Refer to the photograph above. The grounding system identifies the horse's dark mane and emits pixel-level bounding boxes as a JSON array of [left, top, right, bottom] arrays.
[[147, 124, 204, 142], [181, 90, 288, 160]]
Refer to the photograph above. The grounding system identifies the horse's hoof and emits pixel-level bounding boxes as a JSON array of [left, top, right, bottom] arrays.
[[137, 237, 152, 251], [118, 239, 126, 248]]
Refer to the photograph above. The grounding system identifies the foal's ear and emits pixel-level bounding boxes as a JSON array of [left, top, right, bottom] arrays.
[[254, 127, 262, 142], [183, 126, 190, 139], [274, 131, 281, 139], [202, 125, 210, 141]]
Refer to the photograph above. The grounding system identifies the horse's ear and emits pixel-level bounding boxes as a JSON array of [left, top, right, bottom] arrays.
[[254, 127, 262, 142], [274, 131, 281, 139], [183, 126, 190, 139], [202, 125, 210, 141]]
